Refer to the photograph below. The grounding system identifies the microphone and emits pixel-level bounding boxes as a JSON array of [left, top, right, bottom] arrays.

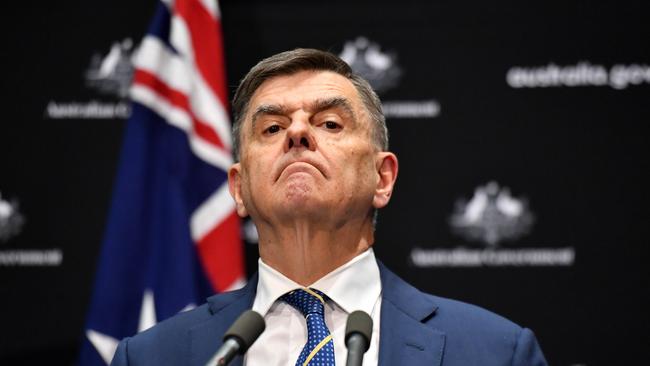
[[344, 310, 373, 366], [205, 310, 266, 366]]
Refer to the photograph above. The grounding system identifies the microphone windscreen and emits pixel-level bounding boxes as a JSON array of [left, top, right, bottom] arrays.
[[345, 310, 373, 345], [223, 310, 266, 352]]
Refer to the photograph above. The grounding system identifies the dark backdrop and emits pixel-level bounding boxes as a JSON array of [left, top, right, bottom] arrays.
[[1, 0, 648, 365]]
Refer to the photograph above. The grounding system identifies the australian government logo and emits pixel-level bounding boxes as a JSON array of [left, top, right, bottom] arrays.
[[0, 191, 63, 267], [45, 38, 134, 120], [338, 36, 440, 119], [411, 181, 576, 267], [0, 191, 25, 243]]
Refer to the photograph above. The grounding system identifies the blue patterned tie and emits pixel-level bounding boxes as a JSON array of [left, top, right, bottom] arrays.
[[281, 288, 336, 366]]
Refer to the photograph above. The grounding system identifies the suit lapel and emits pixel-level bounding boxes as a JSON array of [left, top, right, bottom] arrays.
[[377, 262, 445, 366], [188, 273, 258, 366]]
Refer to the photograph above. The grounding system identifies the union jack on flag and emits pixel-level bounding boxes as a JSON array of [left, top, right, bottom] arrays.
[[77, 0, 245, 364]]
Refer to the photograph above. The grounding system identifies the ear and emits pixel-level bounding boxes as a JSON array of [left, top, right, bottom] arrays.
[[372, 152, 399, 209], [228, 163, 249, 217]]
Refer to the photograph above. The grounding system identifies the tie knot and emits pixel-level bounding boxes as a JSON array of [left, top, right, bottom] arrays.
[[281, 288, 327, 317]]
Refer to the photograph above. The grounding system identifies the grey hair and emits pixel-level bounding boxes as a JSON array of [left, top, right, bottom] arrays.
[[231, 48, 388, 161]]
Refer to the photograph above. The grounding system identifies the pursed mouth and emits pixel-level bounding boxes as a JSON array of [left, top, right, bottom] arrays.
[[275, 160, 327, 182]]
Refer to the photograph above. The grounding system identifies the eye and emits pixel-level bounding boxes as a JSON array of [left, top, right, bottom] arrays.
[[264, 124, 281, 134], [324, 121, 341, 130]]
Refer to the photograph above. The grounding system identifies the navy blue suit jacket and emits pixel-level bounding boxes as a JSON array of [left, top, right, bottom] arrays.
[[111, 262, 548, 365]]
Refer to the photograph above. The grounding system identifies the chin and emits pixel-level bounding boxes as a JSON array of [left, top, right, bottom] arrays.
[[281, 192, 326, 215], [283, 178, 317, 200], [284, 191, 318, 208], [277, 179, 329, 216]]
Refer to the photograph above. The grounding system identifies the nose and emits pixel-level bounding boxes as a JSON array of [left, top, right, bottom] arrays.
[[284, 118, 317, 153]]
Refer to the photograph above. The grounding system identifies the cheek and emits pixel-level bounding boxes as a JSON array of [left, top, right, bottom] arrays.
[[338, 151, 377, 191], [239, 170, 270, 218], [244, 167, 266, 194], [239, 161, 266, 199]]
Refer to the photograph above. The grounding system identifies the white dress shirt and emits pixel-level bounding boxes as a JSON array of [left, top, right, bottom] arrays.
[[245, 248, 382, 366]]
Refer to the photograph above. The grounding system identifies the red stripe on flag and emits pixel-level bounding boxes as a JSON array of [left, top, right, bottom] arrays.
[[196, 212, 245, 292], [133, 69, 226, 149], [174, 0, 229, 108]]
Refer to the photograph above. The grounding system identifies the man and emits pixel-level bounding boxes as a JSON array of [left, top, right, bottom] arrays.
[[111, 49, 548, 365]]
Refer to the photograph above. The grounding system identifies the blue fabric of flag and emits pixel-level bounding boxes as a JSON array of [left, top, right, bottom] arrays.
[[77, 90, 223, 366]]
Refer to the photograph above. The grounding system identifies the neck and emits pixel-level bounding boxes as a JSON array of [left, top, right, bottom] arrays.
[[256, 218, 374, 286]]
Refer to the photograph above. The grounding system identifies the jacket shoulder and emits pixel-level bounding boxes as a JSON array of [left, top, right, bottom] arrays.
[[111, 287, 252, 365], [424, 292, 546, 365], [379, 263, 546, 365], [426, 293, 520, 332], [112, 303, 212, 365], [380, 261, 521, 334]]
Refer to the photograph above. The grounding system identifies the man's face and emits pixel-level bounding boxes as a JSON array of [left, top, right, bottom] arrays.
[[228, 70, 392, 228]]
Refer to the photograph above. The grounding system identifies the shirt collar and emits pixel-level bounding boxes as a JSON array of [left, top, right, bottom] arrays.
[[252, 248, 381, 317]]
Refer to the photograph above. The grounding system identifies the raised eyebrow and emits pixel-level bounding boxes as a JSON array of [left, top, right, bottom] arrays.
[[308, 97, 356, 121], [251, 104, 288, 130]]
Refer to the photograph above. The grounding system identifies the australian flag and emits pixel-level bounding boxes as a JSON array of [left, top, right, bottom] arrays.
[[77, 1, 245, 364]]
